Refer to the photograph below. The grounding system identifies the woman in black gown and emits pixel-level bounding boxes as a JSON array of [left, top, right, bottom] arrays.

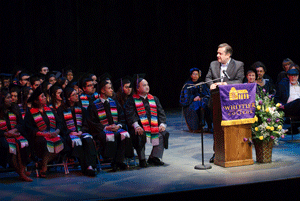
[[0, 90, 32, 181]]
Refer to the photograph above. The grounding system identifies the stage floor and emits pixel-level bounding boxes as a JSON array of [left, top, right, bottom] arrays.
[[1, 108, 300, 200]]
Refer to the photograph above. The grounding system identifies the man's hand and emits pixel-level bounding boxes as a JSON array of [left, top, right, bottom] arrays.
[[105, 124, 120, 132], [210, 82, 228, 90], [159, 125, 166, 132], [135, 127, 144, 135], [193, 96, 201, 102]]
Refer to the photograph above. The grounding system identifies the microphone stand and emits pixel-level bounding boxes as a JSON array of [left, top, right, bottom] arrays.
[[190, 78, 224, 170], [187, 77, 223, 89]]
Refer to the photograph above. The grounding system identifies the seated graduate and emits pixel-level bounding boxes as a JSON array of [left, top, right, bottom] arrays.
[[18, 86, 33, 118], [277, 58, 293, 85], [116, 75, 133, 108], [251, 61, 276, 96], [179, 68, 212, 132], [41, 81, 52, 104], [48, 85, 64, 111], [115, 75, 135, 158], [57, 87, 97, 176], [56, 77, 68, 90], [0, 90, 32, 182], [79, 77, 99, 109], [24, 86, 64, 178], [124, 74, 169, 167], [30, 75, 41, 91], [87, 77, 130, 171]]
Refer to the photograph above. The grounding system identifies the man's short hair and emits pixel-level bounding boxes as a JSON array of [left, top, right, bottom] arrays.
[[30, 75, 40, 86], [218, 43, 233, 56], [82, 77, 93, 88]]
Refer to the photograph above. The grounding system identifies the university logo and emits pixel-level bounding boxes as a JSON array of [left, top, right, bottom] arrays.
[[229, 87, 249, 100]]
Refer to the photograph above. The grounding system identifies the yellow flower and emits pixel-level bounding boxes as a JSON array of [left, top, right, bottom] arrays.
[[266, 126, 270, 130], [257, 105, 261, 110], [254, 116, 258, 122], [259, 136, 264, 140], [276, 103, 281, 108], [270, 126, 274, 131], [266, 107, 269, 113], [278, 125, 282, 130], [255, 127, 259, 131]]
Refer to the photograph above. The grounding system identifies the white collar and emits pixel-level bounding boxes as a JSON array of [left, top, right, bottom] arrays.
[[139, 94, 148, 99], [221, 58, 231, 67], [100, 97, 109, 103]]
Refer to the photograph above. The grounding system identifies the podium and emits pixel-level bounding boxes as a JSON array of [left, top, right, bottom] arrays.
[[211, 88, 254, 167]]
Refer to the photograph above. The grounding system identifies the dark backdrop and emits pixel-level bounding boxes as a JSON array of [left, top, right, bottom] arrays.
[[1, 1, 300, 108]]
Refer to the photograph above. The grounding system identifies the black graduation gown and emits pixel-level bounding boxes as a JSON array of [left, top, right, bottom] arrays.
[[0, 109, 29, 168], [124, 94, 167, 150], [57, 106, 97, 169], [87, 99, 126, 162], [24, 107, 65, 159]]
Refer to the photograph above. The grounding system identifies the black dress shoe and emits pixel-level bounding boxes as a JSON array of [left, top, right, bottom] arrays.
[[111, 163, 118, 172], [147, 157, 164, 166], [85, 169, 96, 177], [139, 159, 147, 168], [117, 162, 128, 170], [209, 154, 215, 163]]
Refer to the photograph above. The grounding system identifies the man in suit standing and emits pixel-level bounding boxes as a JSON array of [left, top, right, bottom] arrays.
[[205, 43, 244, 163], [205, 43, 244, 90]]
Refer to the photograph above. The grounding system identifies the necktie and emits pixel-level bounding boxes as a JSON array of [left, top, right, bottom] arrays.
[[104, 100, 114, 125]]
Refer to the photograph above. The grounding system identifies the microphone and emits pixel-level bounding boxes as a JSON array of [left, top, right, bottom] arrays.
[[222, 70, 230, 79]]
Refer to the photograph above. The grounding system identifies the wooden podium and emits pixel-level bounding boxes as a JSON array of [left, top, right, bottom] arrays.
[[211, 88, 254, 167]]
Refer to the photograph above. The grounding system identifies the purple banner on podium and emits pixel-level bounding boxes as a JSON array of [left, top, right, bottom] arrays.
[[218, 83, 256, 126]]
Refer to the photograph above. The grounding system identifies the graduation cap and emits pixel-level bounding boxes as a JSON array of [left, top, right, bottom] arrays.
[[98, 72, 112, 91], [9, 83, 22, 94], [49, 85, 62, 97], [27, 85, 43, 103], [0, 73, 13, 88], [115, 75, 133, 92], [77, 72, 91, 89], [46, 71, 61, 81], [132, 73, 146, 90], [0, 73, 13, 80]]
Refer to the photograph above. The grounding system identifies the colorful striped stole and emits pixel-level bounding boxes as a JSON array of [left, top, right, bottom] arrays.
[[94, 98, 129, 142], [94, 98, 118, 126], [80, 92, 99, 109], [30, 106, 63, 154], [0, 112, 29, 155], [133, 94, 159, 146], [5, 136, 29, 155], [18, 104, 26, 119], [63, 107, 83, 132], [69, 133, 93, 148], [0, 112, 17, 131]]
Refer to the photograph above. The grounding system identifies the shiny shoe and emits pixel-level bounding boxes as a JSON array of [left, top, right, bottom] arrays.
[[85, 169, 96, 177], [147, 157, 164, 166], [117, 162, 128, 170], [111, 163, 118, 172], [139, 159, 147, 168], [209, 154, 215, 163]]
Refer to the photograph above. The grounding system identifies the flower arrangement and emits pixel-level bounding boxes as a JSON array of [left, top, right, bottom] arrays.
[[251, 89, 285, 144]]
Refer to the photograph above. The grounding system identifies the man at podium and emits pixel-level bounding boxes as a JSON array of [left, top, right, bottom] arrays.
[[205, 43, 244, 90], [205, 43, 245, 163]]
